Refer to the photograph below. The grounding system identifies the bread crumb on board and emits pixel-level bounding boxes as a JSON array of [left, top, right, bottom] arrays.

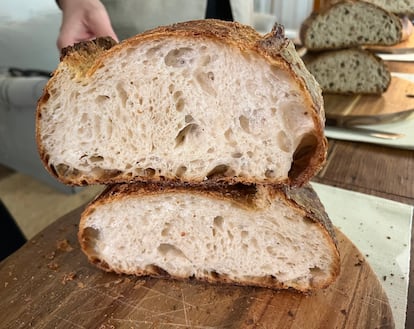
[[56, 239, 74, 252], [61, 272, 76, 285]]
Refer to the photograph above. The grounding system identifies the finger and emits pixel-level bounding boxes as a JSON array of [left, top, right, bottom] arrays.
[[88, 11, 119, 42], [57, 18, 89, 50]]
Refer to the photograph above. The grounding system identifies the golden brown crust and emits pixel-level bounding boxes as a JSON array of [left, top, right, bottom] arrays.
[[36, 19, 326, 187], [78, 182, 340, 292]]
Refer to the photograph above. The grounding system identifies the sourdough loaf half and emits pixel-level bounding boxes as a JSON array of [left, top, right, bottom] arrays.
[[317, 0, 414, 16], [79, 182, 340, 292], [304, 48, 391, 94], [36, 19, 326, 187], [300, 1, 404, 51], [355, 0, 414, 16]]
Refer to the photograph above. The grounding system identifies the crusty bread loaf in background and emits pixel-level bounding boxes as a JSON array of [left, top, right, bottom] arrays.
[[300, 1, 404, 51], [316, 0, 414, 16], [362, 0, 414, 16], [304, 48, 391, 94], [36, 20, 327, 188], [79, 182, 340, 292]]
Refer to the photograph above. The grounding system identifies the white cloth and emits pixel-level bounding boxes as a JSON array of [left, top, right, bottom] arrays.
[[102, 0, 253, 40]]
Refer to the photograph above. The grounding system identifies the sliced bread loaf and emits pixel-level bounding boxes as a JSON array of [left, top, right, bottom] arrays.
[[300, 1, 404, 51], [79, 182, 340, 292], [36, 19, 326, 188], [365, 0, 414, 16], [304, 48, 391, 94], [317, 0, 414, 16]]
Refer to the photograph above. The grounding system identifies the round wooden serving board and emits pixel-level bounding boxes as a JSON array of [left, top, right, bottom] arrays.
[[0, 208, 394, 329]]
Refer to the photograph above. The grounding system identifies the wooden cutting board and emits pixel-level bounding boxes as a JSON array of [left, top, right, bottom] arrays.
[[366, 31, 414, 54], [0, 207, 394, 328], [324, 76, 414, 117]]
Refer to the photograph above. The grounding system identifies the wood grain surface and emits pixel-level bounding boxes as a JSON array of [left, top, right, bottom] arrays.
[[323, 76, 414, 117], [367, 32, 414, 54], [0, 206, 394, 329]]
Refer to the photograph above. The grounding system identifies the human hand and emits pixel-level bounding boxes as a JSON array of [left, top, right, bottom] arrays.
[[57, 0, 119, 50]]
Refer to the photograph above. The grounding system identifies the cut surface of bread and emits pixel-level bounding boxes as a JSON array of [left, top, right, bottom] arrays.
[[300, 1, 403, 51], [360, 0, 414, 15], [304, 48, 391, 94], [79, 182, 340, 292], [319, 0, 414, 16], [36, 19, 326, 187]]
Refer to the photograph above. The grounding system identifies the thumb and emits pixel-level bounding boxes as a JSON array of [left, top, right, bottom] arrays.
[[88, 10, 119, 42], [57, 27, 77, 50]]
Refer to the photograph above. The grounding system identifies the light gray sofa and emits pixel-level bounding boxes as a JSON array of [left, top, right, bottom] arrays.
[[0, 74, 80, 193], [0, 6, 79, 193]]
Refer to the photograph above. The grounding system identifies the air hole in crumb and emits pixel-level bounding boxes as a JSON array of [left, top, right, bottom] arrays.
[[199, 55, 211, 66], [206, 164, 231, 179], [175, 123, 199, 147], [175, 165, 187, 177], [213, 216, 224, 230], [161, 224, 170, 237], [164, 47, 194, 67], [277, 131, 291, 152], [145, 45, 161, 57], [157, 243, 187, 260], [96, 95, 110, 103], [227, 230, 234, 240], [116, 83, 128, 108], [195, 71, 216, 96], [266, 246, 277, 256], [176, 98, 185, 112], [250, 238, 258, 249], [145, 168, 156, 177], [239, 115, 250, 133], [265, 169, 276, 178], [173, 90, 183, 100], [309, 266, 325, 283], [224, 128, 234, 142], [89, 155, 104, 163], [231, 152, 242, 158], [184, 114, 194, 123]]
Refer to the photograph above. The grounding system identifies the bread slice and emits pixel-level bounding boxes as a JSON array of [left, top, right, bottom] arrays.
[[359, 0, 414, 15], [304, 48, 391, 94], [319, 0, 414, 16], [300, 1, 403, 51], [79, 182, 340, 292], [36, 19, 326, 188]]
